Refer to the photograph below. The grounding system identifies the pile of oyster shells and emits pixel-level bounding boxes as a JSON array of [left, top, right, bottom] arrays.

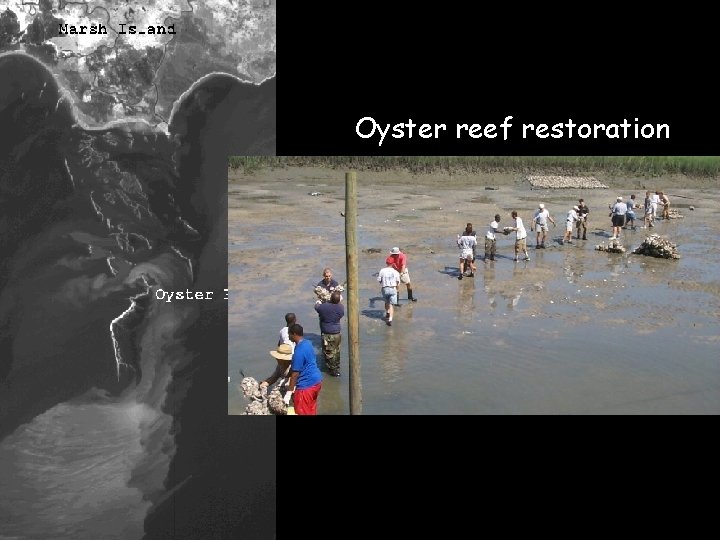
[[595, 239, 626, 253], [527, 175, 609, 189], [633, 234, 680, 259], [267, 387, 289, 415], [314, 283, 345, 303], [240, 376, 290, 415], [240, 376, 269, 415], [667, 209, 684, 219]]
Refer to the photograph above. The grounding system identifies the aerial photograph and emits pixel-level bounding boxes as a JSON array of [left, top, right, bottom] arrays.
[[1, 0, 275, 537]]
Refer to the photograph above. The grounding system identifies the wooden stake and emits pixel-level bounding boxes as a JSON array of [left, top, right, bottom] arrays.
[[345, 171, 362, 414]]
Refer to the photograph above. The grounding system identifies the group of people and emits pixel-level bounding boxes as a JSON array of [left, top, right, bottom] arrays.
[[456, 189, 672, 267], [255, 190, 674, 414], [642, 190, 670, 228], [607, 190, 670, 240], [256, 268, 343, 415], [257, 250, 419, 414], [261, 315, 322, 415], [457, 211, 531, 272], [558, 199, 590, 245]]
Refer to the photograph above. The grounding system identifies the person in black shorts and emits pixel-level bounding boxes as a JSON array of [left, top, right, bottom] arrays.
[[609, 196, 627, 240]]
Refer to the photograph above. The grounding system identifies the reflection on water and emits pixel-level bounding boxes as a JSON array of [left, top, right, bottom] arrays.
[[563, 250, 586, 284], [483, 262, 498, 309], [508, 265, 526, 309], [379, 304, 410, 384], [456, 274, 476, 318], [318, 371, 345, 414], [481, 263, 525, 311]]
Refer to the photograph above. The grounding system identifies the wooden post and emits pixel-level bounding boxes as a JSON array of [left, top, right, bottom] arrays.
[[345, 171, 362, 414]]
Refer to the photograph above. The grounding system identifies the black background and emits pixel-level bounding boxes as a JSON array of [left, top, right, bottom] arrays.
[[277, 7, 718, 156], [270, 6, 715, 537]]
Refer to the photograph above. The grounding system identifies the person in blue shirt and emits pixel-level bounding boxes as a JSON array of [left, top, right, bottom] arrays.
[[286, 323, 322, 415]]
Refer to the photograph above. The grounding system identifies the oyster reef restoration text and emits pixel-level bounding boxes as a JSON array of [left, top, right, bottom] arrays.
[[355, 116, 670, 146]]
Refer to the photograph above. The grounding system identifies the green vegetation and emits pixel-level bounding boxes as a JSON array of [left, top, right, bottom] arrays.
[[229, 156, 720, 177]]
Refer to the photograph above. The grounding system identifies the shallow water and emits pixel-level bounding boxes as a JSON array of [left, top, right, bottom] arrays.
[[228, 175, 720, 415]]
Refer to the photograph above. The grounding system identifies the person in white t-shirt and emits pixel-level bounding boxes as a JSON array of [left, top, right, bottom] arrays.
[[531, 203, 555, 249], [377, 260, 401, 326], [485, 214, 501, 262], [457, 231, 477, 279], [508, 211, 530, 262], [562, 206, 579, 244], [277, 312, 297, 353], [651, 191, 660, 219]]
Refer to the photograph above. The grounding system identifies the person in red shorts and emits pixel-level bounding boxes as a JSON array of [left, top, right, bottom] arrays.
[[285, 323, 323, 415]]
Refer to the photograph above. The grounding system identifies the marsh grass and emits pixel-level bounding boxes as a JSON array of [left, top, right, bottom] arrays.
[[229, 156, 720, 177]]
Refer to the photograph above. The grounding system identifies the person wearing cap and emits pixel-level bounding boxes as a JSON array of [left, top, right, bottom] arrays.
[[377, 259, 401, 326], [286, 323, 322, 415], [386, 246, 417, 302], [259, 342, 295, 394], [562, 206, 579, 245], [531, 203, 555, 248], [609, 196, 627, 240], [576, 199, 590, 240], [314, 290, 344, 376], [508, 211, 530, 262], [485, 214, 501, 262]]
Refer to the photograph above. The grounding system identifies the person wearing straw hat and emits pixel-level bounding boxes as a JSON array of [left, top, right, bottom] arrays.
[[386, 246, 417, 302], [259, 343, 294, 393]]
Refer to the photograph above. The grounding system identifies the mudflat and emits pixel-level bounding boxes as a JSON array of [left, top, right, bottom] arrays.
[[228, 166, 720, 415]]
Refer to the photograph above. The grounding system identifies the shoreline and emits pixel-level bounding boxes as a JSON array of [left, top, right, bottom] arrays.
[[229, 165, 718, 191]]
